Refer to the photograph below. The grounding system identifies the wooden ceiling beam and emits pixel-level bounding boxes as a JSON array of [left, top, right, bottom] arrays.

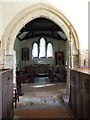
[[20, 27, 62, 32], [21, 32, 65, 41]]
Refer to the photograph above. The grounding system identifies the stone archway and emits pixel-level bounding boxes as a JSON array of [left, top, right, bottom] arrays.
[[1, 3, 79, 88]]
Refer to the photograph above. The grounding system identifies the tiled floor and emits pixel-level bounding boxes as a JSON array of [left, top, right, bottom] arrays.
[[14, 77, 71, 118], [15, 77, 67, 110]]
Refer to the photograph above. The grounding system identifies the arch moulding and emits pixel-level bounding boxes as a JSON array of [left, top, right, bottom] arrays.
[[1, 3, 80, 89], [2, 3, 79, 55]]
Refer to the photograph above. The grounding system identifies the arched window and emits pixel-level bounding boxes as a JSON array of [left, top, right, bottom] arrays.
[[39, 38, 46, 58], [47, 42, 53, 57], [32, 43, 38, 58]]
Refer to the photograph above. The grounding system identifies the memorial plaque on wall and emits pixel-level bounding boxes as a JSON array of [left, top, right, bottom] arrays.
[[22, 48, 29, 61], [55, 51, 64, 65]]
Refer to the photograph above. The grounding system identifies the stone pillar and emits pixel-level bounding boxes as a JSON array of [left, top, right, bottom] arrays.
[[66, 39, 70, 94], [66, 25, 72, 94], [66, 56, 70, 94], [0, 36, 6, 69], [73, 55, 79, 68], [4, 55, 13, 69], [0, 41, 1, 64]]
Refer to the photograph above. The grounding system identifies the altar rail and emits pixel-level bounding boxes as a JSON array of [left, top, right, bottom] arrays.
[[0, 69, 13, 119], [69, 67, 90, 118]]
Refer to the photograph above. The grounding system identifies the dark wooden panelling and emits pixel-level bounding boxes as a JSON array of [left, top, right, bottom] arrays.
[[1, 69, 13, 119], [69, 68, 90, 118]]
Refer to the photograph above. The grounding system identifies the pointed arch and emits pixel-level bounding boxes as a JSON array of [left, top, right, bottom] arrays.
[[47, 42, 53, 57], [2, 2, 79, 55], [1, 2, 80, 89], [39, 38, 46, 58], [32, 42, 38, 58]]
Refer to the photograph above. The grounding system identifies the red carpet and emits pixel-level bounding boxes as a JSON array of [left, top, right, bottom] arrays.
[[14, 107, 70, 118], [14, 83, 71, 119]]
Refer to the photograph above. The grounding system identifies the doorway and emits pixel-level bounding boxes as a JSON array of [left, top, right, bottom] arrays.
[[2, 3, 79, 91]]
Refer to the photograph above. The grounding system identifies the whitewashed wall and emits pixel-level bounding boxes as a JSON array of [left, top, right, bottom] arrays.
[[0, 0, 88, 50], [14, 37, 66, 68], [0, 0, 89, 67]]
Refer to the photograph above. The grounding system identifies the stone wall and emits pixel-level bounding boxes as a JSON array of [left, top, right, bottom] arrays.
[[73, 55, 79, 68], [80, 49, 88, 67], [0, 41, 3, 69]]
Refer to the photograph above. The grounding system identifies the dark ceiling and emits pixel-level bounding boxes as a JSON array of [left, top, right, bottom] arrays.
[[16, 17, 67, 41]]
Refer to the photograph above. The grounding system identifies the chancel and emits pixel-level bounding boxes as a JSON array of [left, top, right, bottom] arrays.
[[0, 0, 89, 119]]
